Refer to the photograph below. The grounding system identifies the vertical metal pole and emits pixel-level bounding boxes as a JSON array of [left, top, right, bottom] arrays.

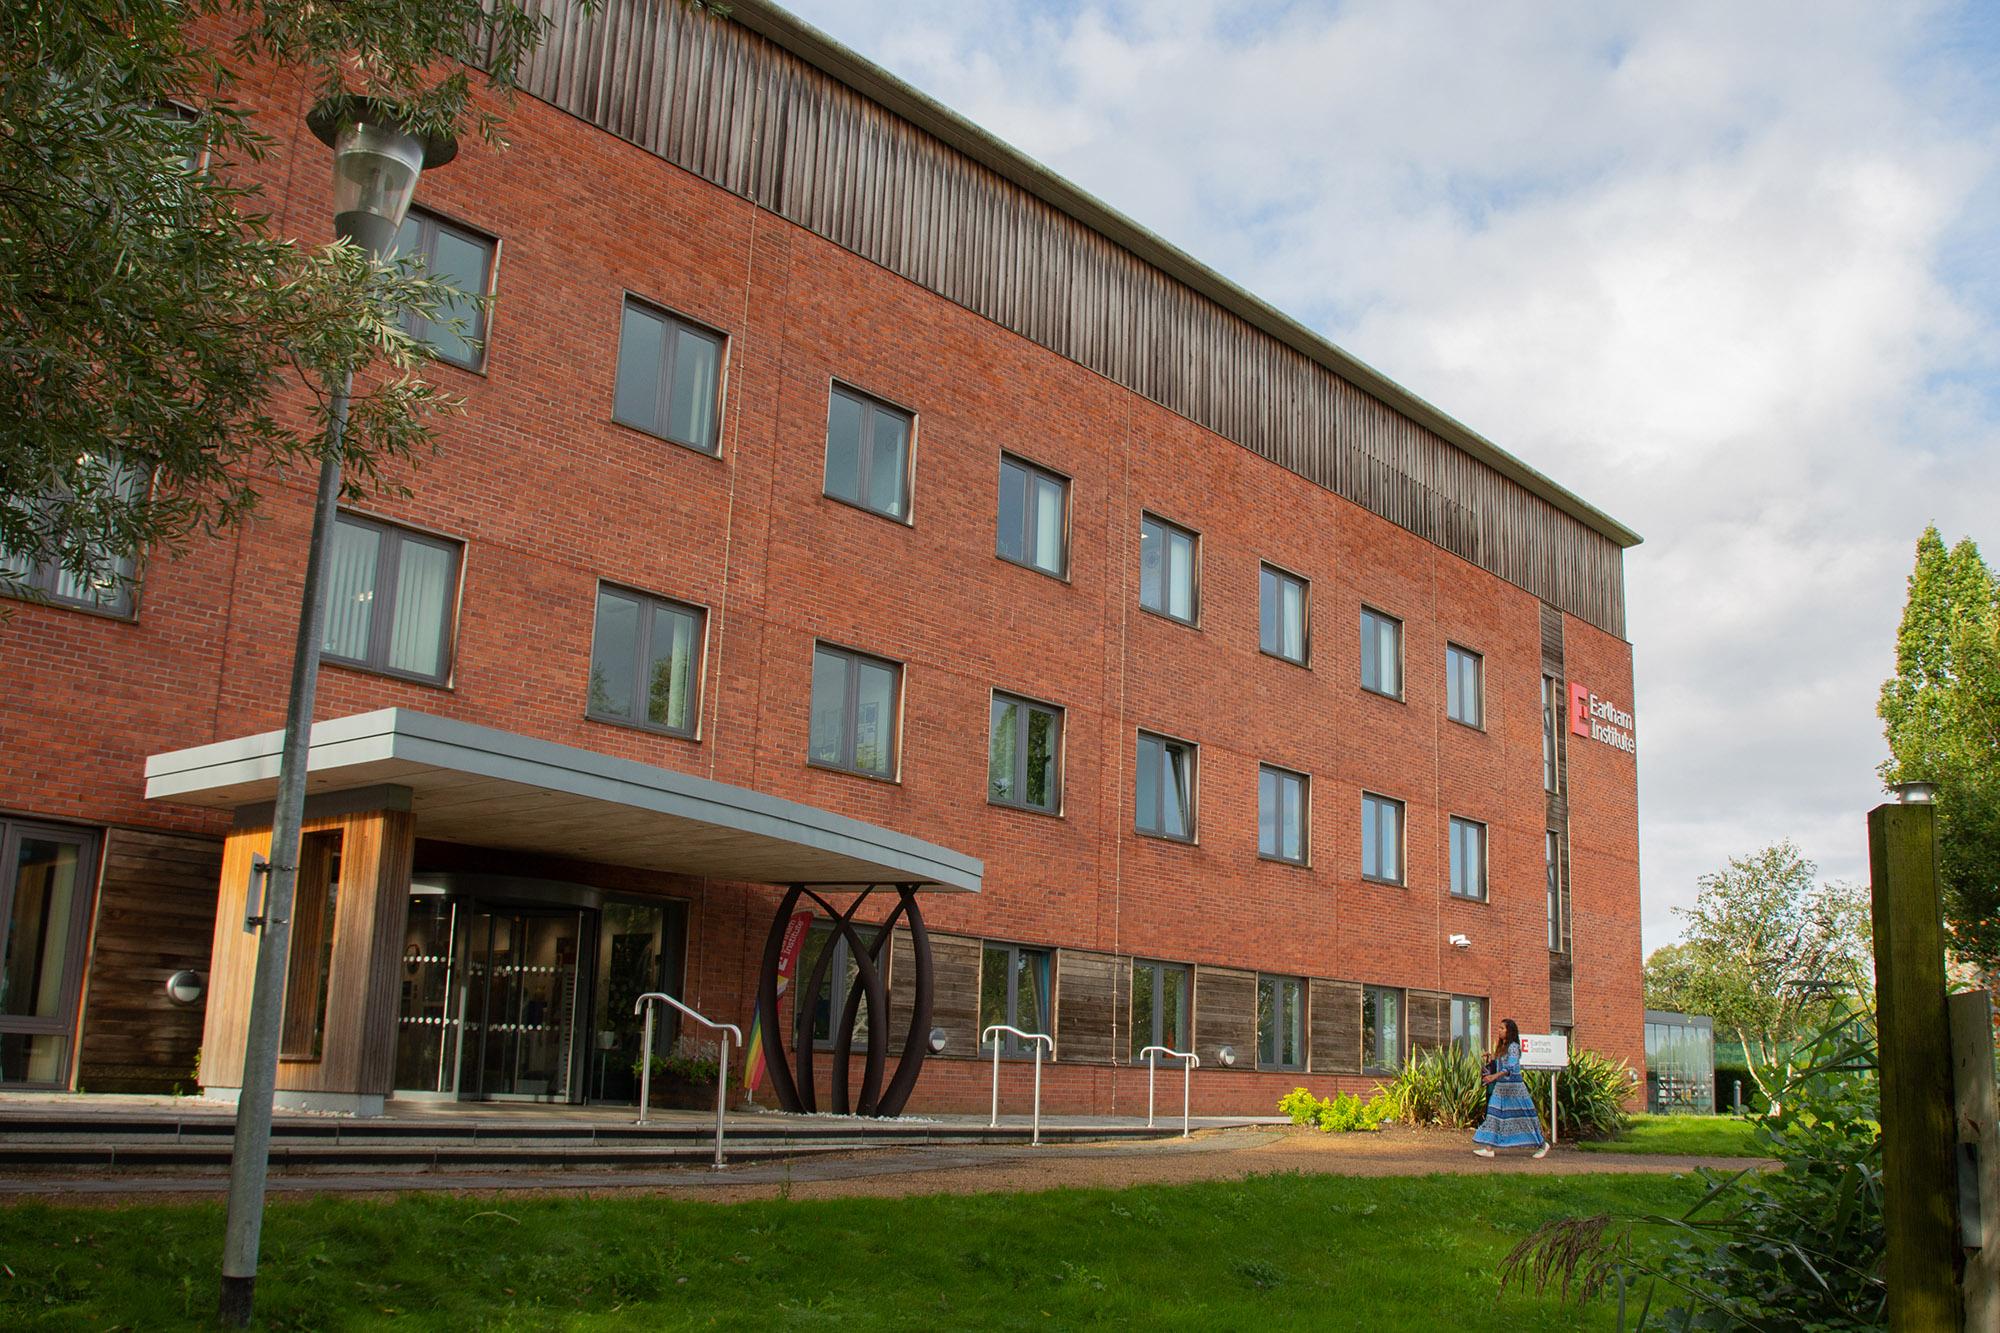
[[989, 1036, 999, 1128], [1181, 1058, 1191, 1139], [218, 377, 350, 1328], [1871, 800, 1963, 1331], [1551, 1070, 1560, 1147], [1032, 1042, 1042, 1147], [713, 1036, 728, 1170], [1147, 1051, 1156, 1128], [636, 1001, 655, 1127]]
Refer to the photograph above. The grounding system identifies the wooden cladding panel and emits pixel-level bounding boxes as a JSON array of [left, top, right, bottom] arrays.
[[1193, 966, 1256, 1069], [1056, 950, 1119, 1065], [1408, 990, 1449, 1054], [1549, 954, 1575, 1029], [1309, 979, 1362, 1076], [508, 0, 1629, 636], [75, 829, 222, 1092], [924, 932, 983, 1061]]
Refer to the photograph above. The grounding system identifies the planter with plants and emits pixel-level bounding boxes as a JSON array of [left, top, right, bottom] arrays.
[[630, 1037, 725, 1110]]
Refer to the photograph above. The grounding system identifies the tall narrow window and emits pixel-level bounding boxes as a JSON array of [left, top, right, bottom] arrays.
[[798, 921, 868, 1052], [1449, 817, 1487, 900], [989, 693, 1062, 813], [390, 207, 495, 370], [1360, 606, 1403, 697], [612, 298, 725, 453], [1362, 986, 1403, 1074], [1257, 974, 1305, 1070], [1130, 959, 1191, 1059], [1138, 513, 1198, 624], [1258, 764, 1309, 864], [808, 644, 901, 779], [1135, 731, 1196, 841], [1259, 564, 1309, 664], [0, 456, 149, 617], [587, 585, 704, 737], [1542, 675, 1562, 793], [1547, 830, 1563, 950], [322, 513, 460, 685], [1361, 792, 1404, 883], [980, 942, 1052, 1057], [824, 384, 913, 521], [279, 832, 341, 1060], [1450, 995, 1489, 1053], [0, 820, 98, 1086], [996, 455, 1068, 577], [1447, 644, 1483, 728]]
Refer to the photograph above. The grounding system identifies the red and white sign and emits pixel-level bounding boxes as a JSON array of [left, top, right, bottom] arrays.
[[1569, 682, 1636, 756]]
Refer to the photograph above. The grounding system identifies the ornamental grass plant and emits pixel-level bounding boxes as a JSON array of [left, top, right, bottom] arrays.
[[1378, 1044, 1489, 1128]]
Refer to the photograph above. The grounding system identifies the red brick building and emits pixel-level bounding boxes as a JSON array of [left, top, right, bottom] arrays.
[[0, 0, 1643, 1116]]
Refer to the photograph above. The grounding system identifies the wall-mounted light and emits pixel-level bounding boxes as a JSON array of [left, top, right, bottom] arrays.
[[1448, 933, 1471, 949], [1217, 1045, 1237, 1067], [927, 1026, 948, 1054], [165, 969, 206, 1007]]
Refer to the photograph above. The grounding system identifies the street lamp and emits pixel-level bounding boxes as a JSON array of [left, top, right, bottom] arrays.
[[217, 97, 453, 1329]]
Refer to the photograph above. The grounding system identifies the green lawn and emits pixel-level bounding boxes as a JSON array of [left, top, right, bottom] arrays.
[[0, 1172, 1700, 1330], [1578, 1113, 1766, 1157]]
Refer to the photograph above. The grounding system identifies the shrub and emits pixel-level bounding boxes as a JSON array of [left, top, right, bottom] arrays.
[[631, 1035, 722, 1083], [1277, 1087, 1323, 1127], [1275, 1087, 1393, 1133], [1524, 1049, 1633, 1141], [1379, 1044, 1488, 1128]]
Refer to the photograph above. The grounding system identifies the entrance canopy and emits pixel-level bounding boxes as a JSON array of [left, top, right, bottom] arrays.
[[144, 709, 981, 892]]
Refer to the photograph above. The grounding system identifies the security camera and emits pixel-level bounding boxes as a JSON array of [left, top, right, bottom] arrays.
[[1448, 933, 1471, 949]]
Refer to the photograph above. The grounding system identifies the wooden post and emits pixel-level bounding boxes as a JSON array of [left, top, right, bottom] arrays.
[[1949, 989, 1998, 1330], [1870, 801, 1963, 1330]]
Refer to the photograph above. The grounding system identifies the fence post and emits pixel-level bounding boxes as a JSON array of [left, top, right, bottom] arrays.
[[1870, 800, 1963, 1330]]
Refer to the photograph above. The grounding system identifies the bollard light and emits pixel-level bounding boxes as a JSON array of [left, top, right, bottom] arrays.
[[1894, 781, 1938, 805], [306, 97, 457, 259]]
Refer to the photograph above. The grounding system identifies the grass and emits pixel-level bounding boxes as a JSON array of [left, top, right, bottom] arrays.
[[0, 1171, 1703, 1330], [1578, 1113, 1766, 1157]]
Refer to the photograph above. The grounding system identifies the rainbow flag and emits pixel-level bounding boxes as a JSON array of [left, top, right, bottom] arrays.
[[745, 911, 813, 1094]]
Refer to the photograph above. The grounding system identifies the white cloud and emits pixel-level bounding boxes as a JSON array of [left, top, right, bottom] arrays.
[[785, 0, 2000, 949]]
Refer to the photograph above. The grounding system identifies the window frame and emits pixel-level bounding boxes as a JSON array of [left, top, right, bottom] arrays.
[[1450, 994, 1490, 1054], [1446, 643, 1484, 730], [278, 830, 342, 1061], [806, 641, 905, 781], [393, 205, 498, 373], [0, 817, 102, 1089], [1359, 605, 1404, 700], [822, 381, 917, 524], [1257, 763, 1311, 866], [1258, 562, 1311, 666], [320, 510, 463, 687], [585, 581, 709, 740], [1547, 828, 1565, 952], [1137, 512, 1200, 626], [797, 920, 872, 1054], [1256, 973, 1306, 1071], [1361, 984, 1404, 1076], [1448, 816, 1488, 902], [1133, 730, 1198, 843], [981, 941, 1054, 1059], [1360, 791, 1406, 885], [610, 292, 729, 456], [995, 453, 1071, 579], [1542, 675, 1563, 794], [987, 691, 1064, 816], [0, 458, 151, 620], [1129, 958, 1192, 1060]]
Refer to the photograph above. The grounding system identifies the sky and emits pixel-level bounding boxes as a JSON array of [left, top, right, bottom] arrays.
[[779, 0, 2000, 952]]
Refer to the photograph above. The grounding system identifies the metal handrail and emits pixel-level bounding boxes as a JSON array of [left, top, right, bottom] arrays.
[[635, 992, 743, 1169], [1140, 1045, 1200, 1138], [983, 1024, 1054, 1145]]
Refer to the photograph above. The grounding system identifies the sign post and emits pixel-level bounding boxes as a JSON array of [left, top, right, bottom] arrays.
[[1520, 1033, 1571, 1146]]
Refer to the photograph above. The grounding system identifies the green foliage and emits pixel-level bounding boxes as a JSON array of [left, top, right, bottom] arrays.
[[632, 1036, 721, 1083], [1276, 1087, 1393, 1133], [1504, 1012, 1885, 1330], [1879, 526, 2000, 968], [1379, 1044, 1490, 1129], [1524, 1049, 1632, 1142]]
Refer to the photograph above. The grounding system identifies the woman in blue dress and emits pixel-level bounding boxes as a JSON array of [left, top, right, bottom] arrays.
[[1474, 1018, 1549, 1159]]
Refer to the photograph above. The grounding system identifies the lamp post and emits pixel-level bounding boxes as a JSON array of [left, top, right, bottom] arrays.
[[217, 97, 453, 1329]]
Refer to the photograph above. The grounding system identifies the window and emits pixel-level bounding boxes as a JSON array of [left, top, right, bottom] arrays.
[[1257, 974, 1305, 1070], [1447, 644, 1483, 728], [1130, 959, 1191, 1059], [823, 384, 913, 521], [1360, 607, 1403, 697], [1259, 564, 1309, 664], [808, 644, 901, 779], [322, 512, 460, 684], [279, 832, 341, 1060], [1547, 830, 1563, 951], [1138, 513, 1197, 623], [1362, 986, 1403, 1074], [0, 457, 149, 617], [799, 921, 870, 1052], [989, 693, 1062, 814], [1134, 731, 1196, 841], [980, 942, 1051, 1057], [996, 455, 1068, 577], [587, 585, 704, 737], [1258, 765, 1309, 864], [390, 208, 494, 370], [1450, 995, 1489, 1054], [0, 819, 99, 1087], [1542, 676, 1562, 793], [612, 298, 724, 453], [1360, 792, 1404, 883], [1449, 817, 1487, 901]]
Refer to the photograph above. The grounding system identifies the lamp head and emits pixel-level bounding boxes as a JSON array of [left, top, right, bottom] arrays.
[[307, 97, 457, 260], [1893, 780, 1938, 805]]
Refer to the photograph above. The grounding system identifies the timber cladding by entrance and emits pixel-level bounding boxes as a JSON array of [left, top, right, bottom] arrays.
[[1309, 978, 1363, 1076], [200, 807, 415, 1097], [1053, 949, 1120, 1065], [1408, 990, 1450, 1053], [1192, 966, 1257, 1067], [74, 828, 222, 1093]]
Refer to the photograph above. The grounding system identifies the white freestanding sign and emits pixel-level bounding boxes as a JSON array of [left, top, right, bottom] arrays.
[[1519, 1033, 1570, 1147]]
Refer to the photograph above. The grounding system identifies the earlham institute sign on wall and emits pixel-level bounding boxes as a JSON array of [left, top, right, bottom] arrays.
[[1569, 682, 1636, 756]]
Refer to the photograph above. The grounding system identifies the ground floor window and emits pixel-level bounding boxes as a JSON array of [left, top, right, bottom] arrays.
[[0, 819, 99, 1087], [1130, 958, 1190, 1059], [800, 920, 874, 1052], [278, 831, 342, 1060], [1362, 985, 1402, 1074], [1257, 974, 1305, 1070], [1450, 994, 1488, 1054], [980, 942, 1052, 1057]]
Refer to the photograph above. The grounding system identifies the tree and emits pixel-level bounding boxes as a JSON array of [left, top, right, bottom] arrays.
[[1650, 841, 1872, 1111], [1879, 526, 2000, 969], [0, 0, 597, 604]]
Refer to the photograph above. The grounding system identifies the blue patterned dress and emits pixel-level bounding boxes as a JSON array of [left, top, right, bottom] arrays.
[[1474, 1042, 1546, 1148]]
